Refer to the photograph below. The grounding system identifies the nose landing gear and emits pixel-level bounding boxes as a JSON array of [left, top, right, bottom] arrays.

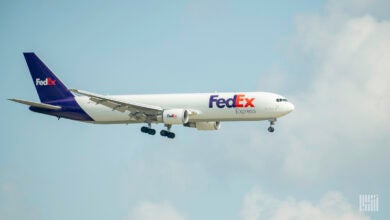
[[268, 119, 276, 133]]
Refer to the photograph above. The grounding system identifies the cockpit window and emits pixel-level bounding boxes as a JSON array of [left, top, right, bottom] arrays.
[[276, 98, 288, 102]]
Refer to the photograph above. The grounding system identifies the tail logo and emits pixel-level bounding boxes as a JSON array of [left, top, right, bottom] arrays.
[[36, 78, 56, 86]]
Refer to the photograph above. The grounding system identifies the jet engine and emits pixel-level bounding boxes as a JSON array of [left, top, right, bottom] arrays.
[[162, 109, 189, 124]]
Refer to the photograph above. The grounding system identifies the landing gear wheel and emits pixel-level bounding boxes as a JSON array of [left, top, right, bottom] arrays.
[[167, 132, 175, 139], [141, 126, 156, 135], [148, 129, 156, 135], [160, 130, 175, 139], [267, 119, 276, 133], [160, 130, 168, 136], [141, 126, 148, 133]]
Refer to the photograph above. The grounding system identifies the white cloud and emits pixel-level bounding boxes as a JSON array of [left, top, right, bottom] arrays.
[[126, 201, 186, 220], [245, 0, 390, 183], [241, 187, 368, 220], [119, 1, 390, 218], [326, 0, 390, 19], [281, 4, 390, 180]]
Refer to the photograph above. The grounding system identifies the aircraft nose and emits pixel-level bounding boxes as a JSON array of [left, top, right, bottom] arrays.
[[287, 102, 295, 113], [278, 102, 294, 116]]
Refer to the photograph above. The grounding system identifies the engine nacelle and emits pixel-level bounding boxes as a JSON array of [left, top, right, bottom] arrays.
[[162, 109, 189, 125], [195, 121, 221, 130]]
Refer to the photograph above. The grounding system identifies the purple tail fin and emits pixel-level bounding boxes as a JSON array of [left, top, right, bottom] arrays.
[[23, 52, 73, 103]]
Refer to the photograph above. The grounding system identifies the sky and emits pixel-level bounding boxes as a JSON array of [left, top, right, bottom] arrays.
[[1, 0, 389, 220]]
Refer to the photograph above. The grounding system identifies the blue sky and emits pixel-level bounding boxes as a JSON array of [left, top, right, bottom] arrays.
[[1, 0, 389, 220]]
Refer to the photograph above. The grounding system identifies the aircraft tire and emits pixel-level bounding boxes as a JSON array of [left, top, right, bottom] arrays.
[[160, 130, 168, 136], [148, 129, 156, 135], [167, 132, 175, 139], [141, 126, 148, 133]]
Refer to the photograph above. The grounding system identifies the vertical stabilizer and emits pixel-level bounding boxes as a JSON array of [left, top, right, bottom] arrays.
[[23, 52, 73, 103]]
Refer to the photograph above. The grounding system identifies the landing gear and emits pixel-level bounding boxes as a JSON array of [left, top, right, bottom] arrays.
[[141, 123, 156, 135], [268, 119, 276, 133], [160, 124, 175, 139], [140, 124, 175, 138], [160, 130, 175, 139]]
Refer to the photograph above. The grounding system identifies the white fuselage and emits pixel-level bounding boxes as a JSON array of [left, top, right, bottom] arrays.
[[75, 92, 294, 124], [16, 53, 294, 136]]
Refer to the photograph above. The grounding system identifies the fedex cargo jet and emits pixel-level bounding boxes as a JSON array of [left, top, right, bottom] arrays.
[[9, 53, 294, 139]]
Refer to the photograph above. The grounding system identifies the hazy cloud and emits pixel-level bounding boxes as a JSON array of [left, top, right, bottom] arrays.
[[241, 187, 368, 220], [126, 201, 186, 220], [327, 0, 390, 19], [282, 2, 390, 180], [244, 0, 390, 183]]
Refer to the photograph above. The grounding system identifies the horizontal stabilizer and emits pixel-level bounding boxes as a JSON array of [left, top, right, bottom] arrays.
[[8, 98, 61, 110]]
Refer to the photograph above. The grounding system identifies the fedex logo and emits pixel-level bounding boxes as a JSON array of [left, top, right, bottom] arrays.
[[167, 114, 177, 118], [209, 94, 255, 108], [35, 77, 56, 86]]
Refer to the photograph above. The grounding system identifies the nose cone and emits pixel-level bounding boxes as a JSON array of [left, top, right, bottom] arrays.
[[287, 102, 295, 113], [280, 102, 294, 115]]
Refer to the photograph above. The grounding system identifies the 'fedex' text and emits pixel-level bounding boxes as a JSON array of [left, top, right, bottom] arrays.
[[209, 94, 255, 108], [35, 77, 56, 86]]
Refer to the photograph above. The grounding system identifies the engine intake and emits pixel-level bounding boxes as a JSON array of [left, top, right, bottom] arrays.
[[162, 109, 189, 125]]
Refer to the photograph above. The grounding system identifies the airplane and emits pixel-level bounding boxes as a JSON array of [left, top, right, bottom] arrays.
[[9, 53, 294, 139]]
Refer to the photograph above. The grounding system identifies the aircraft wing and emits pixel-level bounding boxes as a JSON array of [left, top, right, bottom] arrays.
[[70, 89, 164, 121], [70, 89, 200, 122]]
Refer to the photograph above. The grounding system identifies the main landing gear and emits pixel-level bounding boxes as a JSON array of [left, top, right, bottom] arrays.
[[268, 119, 276, 133], [140, 124, 175, 139], [160, 124, 175, 139], [160, 130, 175, 139], [141, 124, 156, 135]]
